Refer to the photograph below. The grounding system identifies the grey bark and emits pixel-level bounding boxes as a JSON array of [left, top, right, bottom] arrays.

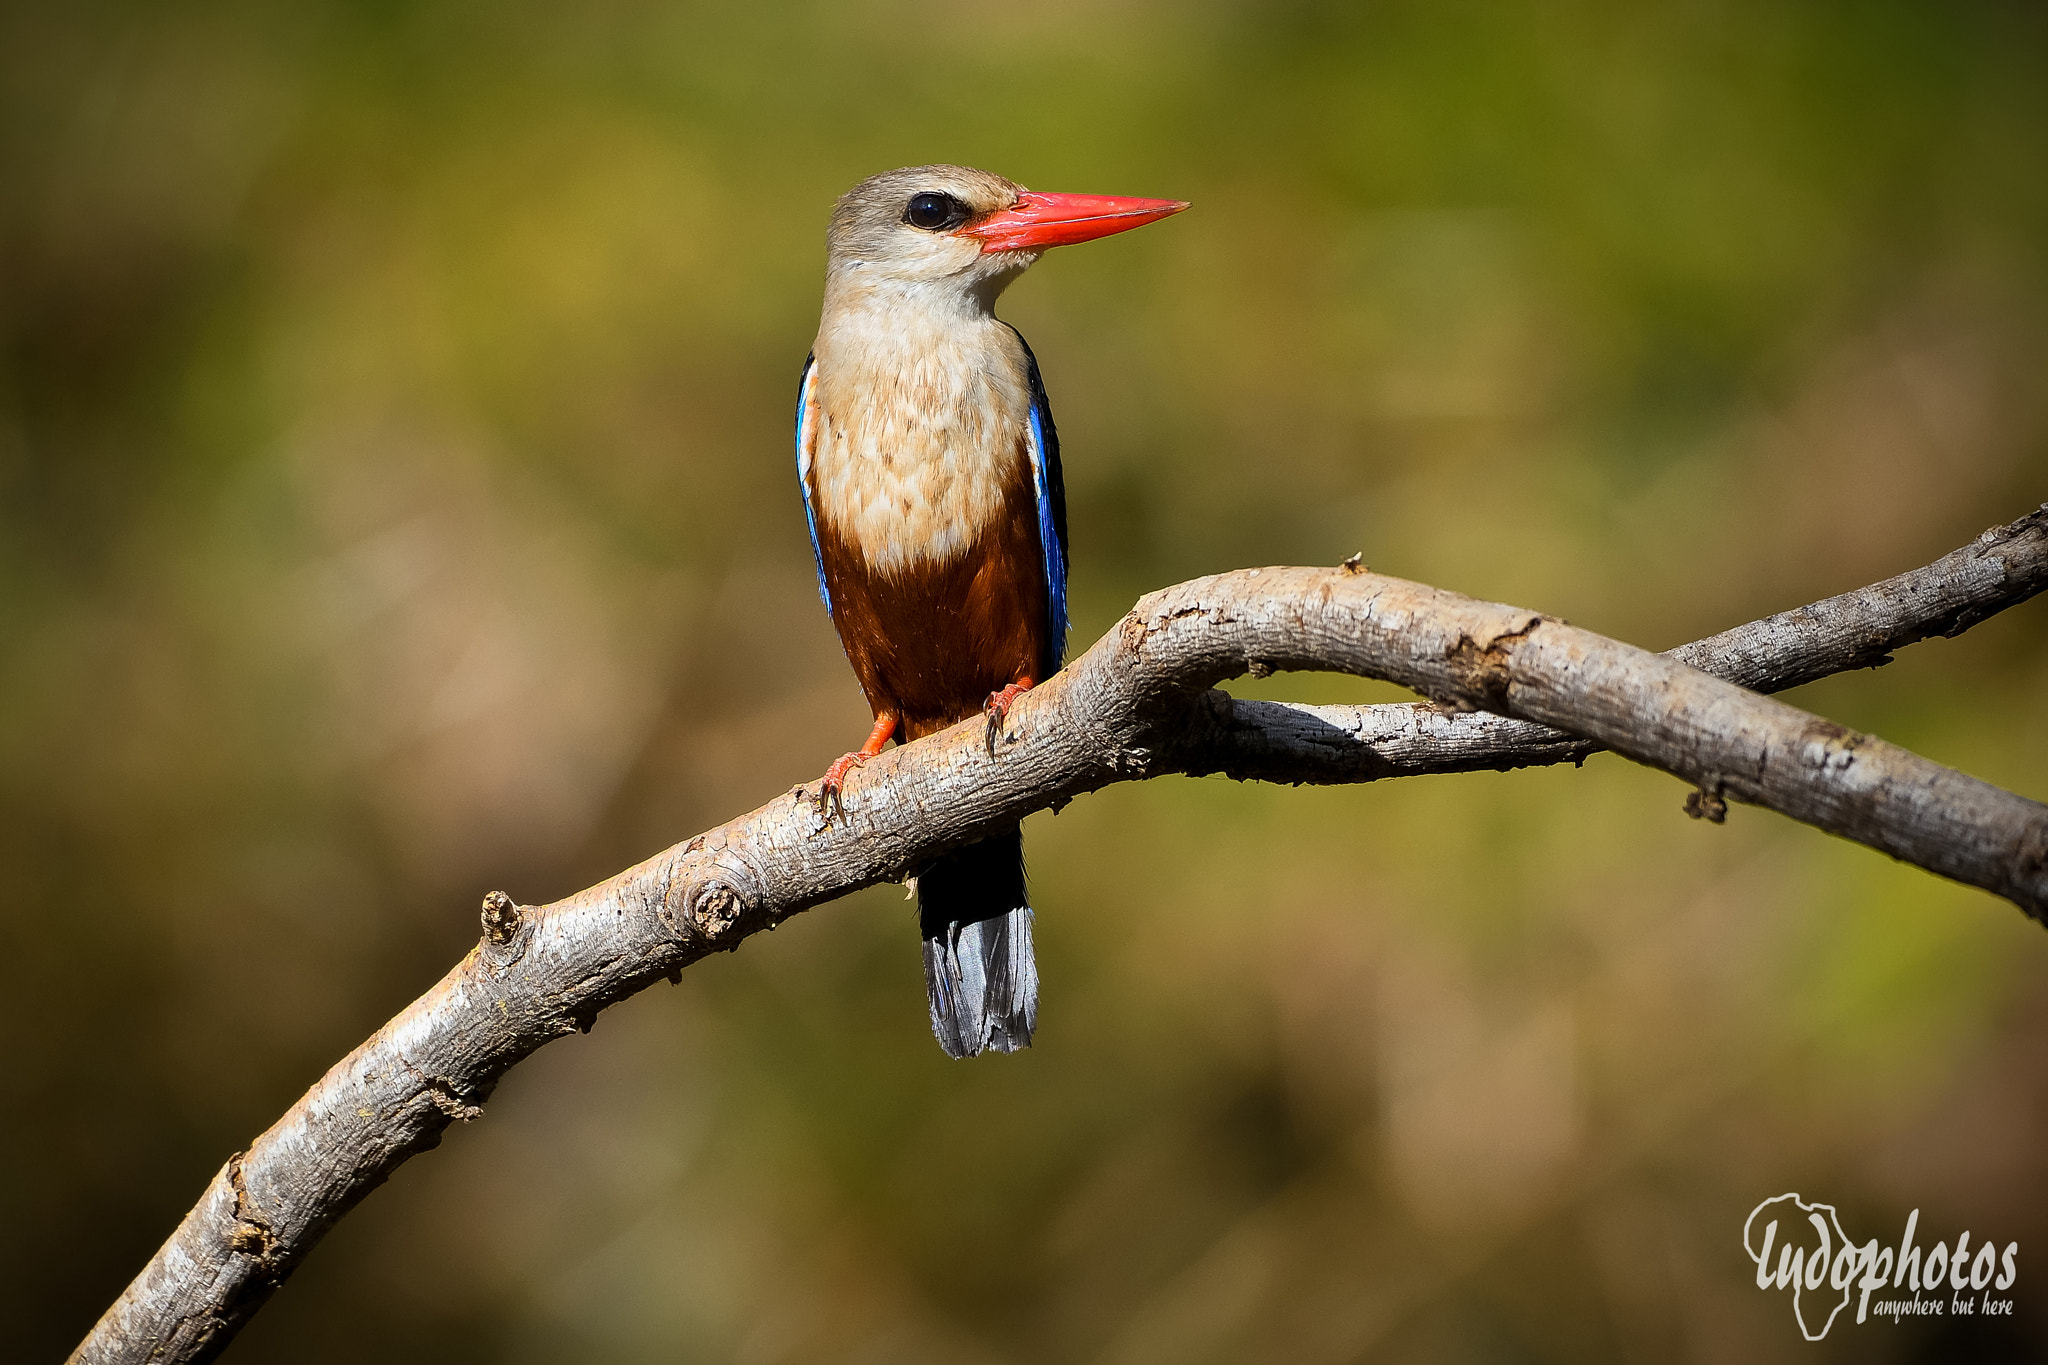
[[1199, 505, 2048, 785], [73, 505, 2048, 1365]]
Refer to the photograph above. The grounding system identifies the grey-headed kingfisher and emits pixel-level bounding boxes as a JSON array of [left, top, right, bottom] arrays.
[[795, 165, 1186, 1057]]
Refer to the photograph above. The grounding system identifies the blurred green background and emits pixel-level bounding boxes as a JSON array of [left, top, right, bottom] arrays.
[[6, 1, 2046, 1360]]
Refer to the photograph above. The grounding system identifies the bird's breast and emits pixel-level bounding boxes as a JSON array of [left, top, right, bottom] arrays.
[[807, 314, 1035, 577]]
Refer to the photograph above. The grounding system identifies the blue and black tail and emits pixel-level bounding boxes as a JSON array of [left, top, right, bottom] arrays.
[[919, 827, 1037, 1058]]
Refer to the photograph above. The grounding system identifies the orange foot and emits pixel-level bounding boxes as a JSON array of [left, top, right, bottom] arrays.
[[819, 713, 897, 822], [983, 679, 1035, 755]]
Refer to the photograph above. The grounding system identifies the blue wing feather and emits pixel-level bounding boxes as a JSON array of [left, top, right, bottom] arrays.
[[1010, 329, 1069, 678], [793, 354, 831, 615]]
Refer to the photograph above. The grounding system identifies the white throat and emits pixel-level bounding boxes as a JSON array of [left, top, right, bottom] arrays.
[[807, 279, 1036, 577]]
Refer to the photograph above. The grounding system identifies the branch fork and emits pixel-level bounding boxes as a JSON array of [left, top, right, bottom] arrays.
[[72, 505, 2048, 1364]]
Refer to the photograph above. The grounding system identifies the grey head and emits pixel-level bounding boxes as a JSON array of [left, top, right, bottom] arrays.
[[824, 164, 1036, 302]]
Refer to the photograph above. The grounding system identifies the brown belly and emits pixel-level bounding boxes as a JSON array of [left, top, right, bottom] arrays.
[[816, 491, 1046, 742]]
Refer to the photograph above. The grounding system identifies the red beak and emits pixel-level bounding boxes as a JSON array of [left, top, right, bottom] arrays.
[[963, 190, 1190, 253]]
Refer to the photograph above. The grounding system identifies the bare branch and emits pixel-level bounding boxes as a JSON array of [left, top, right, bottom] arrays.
[[73, 505, 2048, 1365], [1197, 502, 2048, 785]]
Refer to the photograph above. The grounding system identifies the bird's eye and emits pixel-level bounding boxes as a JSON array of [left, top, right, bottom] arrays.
[[905, 192, 970, 231]]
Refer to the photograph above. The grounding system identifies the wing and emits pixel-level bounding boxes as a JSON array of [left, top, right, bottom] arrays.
[[793, 353, 831, 616], [1009, 328, 1069, 678]]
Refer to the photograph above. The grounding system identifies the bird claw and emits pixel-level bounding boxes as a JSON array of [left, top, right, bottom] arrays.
[[983, 682, 1032, 756], [817, 751, 866, 823]]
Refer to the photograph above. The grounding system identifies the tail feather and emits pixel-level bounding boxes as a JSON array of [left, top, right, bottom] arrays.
[[919, 828, 1038, 1058]]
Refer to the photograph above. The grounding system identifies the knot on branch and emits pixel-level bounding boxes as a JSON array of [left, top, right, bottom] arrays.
[[689, 883, 744, 942], [1684, 777, 1729, 824], [660, 844, 766, 947], [226, 1154, 279, 1270], [1797, 720, 1868, 777], [227, 1223, 271, 1257], [480, 891, 522, 945], [1440, 619, 1544, 712], [423, 1078, 484, 1123]]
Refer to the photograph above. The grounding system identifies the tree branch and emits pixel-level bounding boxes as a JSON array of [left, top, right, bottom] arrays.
[[73, 505, 2048, 1365], [1196, 503, 2048, 785]]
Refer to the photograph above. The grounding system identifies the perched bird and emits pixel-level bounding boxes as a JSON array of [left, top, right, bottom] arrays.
[[795, 165, 1186, 1058]]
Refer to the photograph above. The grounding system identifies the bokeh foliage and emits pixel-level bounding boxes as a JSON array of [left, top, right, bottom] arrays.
[[4, 1, 2045, 1361]]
